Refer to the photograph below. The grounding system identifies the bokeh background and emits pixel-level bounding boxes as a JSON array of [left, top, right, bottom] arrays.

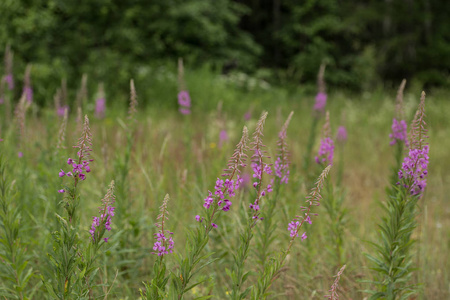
[[1, 0, 450, 106]]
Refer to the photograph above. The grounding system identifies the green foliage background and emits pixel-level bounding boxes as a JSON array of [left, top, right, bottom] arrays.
[[1, 0, 450, 105]]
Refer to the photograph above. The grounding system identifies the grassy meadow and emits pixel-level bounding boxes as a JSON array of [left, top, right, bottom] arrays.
[[0, 67, 449, 299]]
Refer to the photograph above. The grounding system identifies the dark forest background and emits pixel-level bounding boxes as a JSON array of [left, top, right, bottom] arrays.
[[1, 0, 449, 104]]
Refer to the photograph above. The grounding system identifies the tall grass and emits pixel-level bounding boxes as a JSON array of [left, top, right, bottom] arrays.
[[0, 63, 448, 299]]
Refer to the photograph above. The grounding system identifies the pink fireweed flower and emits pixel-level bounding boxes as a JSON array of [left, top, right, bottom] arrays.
[[287, 166, 330, 246], [23, 86, 33, 103], [398, 91, 429, 197], [152, 194, 174, 256], [301, 232, 307, 240], [248, 112, 272, 223], [315, 137, 334, 165], [219, 129, 228, 148], [58, 189, 65, 193], [5, 74, 14, 90], [57, 105, 69, 117], [59, 116, 93, 182], [336, 126, 347, 144], [313, 63, 327, 114], [18, 151, 23, 158], [178, 90, 191, 115], [244, 110, 251, 121], [95, 97, 106, 119], [398, 145, 429, 196], [90, 181, 115, 243], [390, 79, 408, 146], [275, 112, 293, 184], [315, 112, 334, 165], [198, 127, 249, 229], [314, 92, 327, 112], [389, 118, 408, 146]]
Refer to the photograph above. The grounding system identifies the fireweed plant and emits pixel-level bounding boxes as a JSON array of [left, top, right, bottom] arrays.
[[389, 79, 408, 186], [44, 115, 117, 298], [315, 112, 348, 267], [140, 194, 174, 299], [250, 165, 331, 299], [315, 111, 334, 166], [177, 58, 191, 115], [171, 126, 249, 299], [255, 111, 293, 271], [303, 63, 327, 173], [365, 92, 429, 299], [227, 112, 272, 300], [0, 155, 35, 299]]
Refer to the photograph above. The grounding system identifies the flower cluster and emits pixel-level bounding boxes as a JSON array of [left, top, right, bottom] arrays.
[[398, 145, 429, 196], [58, 116, 93, 193], [274, 112, 293, 185], [288, 221, 308, 240], [4, 74, 13, 90], [315, 137, 334, 165], [178, 91, 191, 115], [153, 232, 175, 256], [90, 206, 115, 242], [95, 97, 106, 119], [152, 194, 174, 256], [314, 92, 327, 112], [274, 157, 289, 184], [248, 112, 271, 220], [90, 181, 116, 243], [219, 129, 228, 148], [203, 177, 243, 211], [249, 161, 273, 213], [389, 118, 408, 146], [336, 126, 347, 144], [57, 106, 69, 117], [287, 166, 331, 246], [58, 157, 92, 183]]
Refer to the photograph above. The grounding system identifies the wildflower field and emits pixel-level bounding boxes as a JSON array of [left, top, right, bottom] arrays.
[[0, 62, 449, 300]]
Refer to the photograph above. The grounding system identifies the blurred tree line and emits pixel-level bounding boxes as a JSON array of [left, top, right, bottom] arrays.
[[1, 0, 449, 104]]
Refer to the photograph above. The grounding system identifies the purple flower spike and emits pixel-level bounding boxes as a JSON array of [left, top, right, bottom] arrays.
[[178, 91, 191, 107], [336, 126, 347, 143], [398, 145, 429, 196], [315, 137, 334, 165], [178, 91, 191, 115], [57, 106, 69, 117], [389, 118, 408, 146], [219, 129, 228, 148], [95, 97, 106, 119], [58, 189, 65, 193], [23, 86, 33, 103], [5, 74, 14, 90], [314, 92, 327, 112], [244, 110, 251, 121]]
